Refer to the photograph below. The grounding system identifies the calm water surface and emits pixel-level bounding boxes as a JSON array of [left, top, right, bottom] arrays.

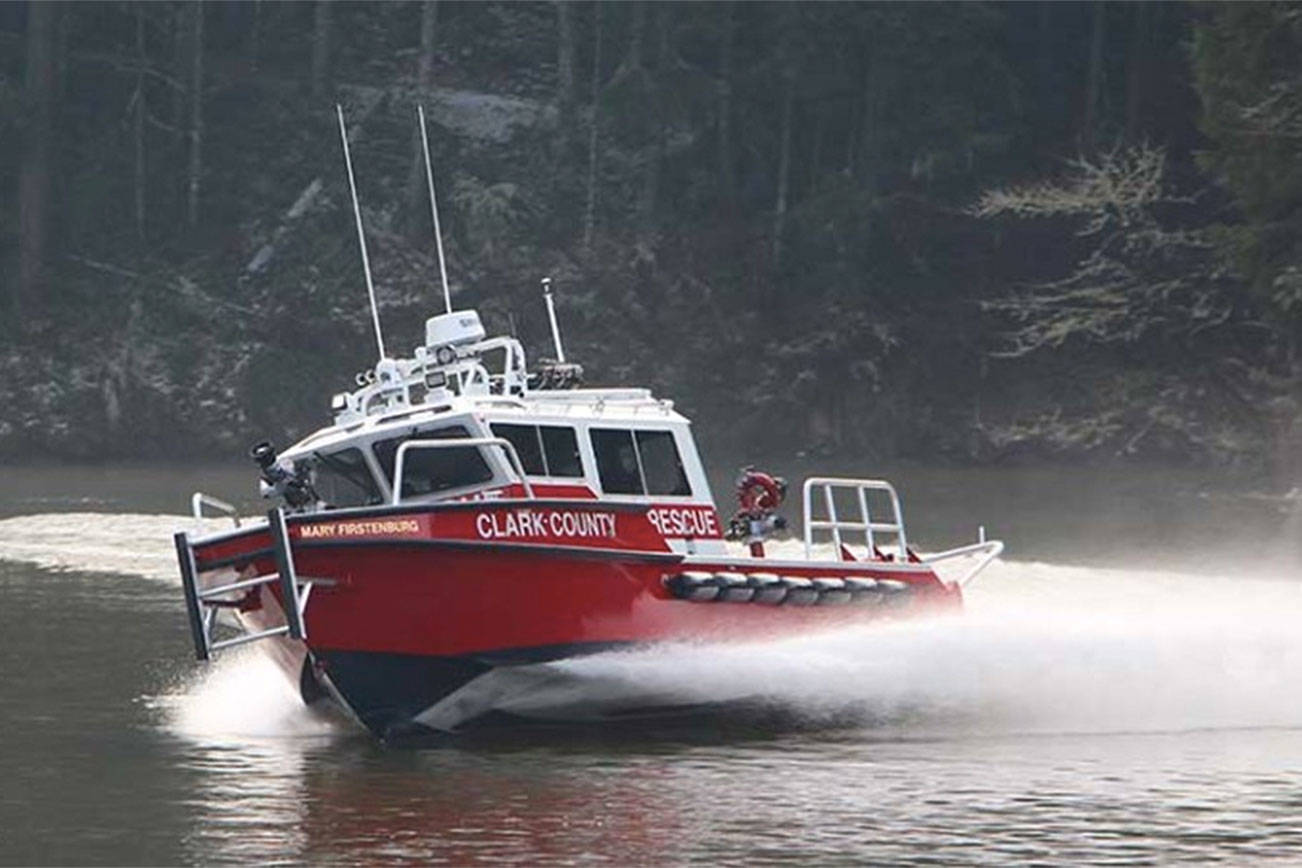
[[2, 463, 1301, 865]]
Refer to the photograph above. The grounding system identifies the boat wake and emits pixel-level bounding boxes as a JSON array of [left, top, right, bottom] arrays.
[[523, 560, 1302, 738], [0, 512, 220, 583], [3, 512, 1301, 742]]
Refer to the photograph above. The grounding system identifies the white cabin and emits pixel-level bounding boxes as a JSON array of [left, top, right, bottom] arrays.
[[271, 310, 725, 554]]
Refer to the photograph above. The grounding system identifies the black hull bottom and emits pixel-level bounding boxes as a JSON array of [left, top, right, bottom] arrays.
[[311, 642, 631, 740]]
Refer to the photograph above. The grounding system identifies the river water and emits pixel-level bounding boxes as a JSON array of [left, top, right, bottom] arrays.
[[2, 463, 1301, 865]]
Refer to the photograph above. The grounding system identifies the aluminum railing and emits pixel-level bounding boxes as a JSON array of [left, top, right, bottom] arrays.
[[191, 491, 240, 529], [802, 476, 907, 560], [919, 528, 1005, 588], [800, 477, 1004, 584]]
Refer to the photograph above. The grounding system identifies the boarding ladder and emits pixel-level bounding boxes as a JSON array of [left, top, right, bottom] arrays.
[[173, 507, 316, 661], [801, 477, 1003, 586]]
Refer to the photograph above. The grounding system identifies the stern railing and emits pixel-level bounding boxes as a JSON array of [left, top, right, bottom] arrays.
[[802, 477, 907, 560], [801, 476, 1003, 586]]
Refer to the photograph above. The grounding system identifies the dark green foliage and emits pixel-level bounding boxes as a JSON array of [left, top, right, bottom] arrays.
[[1194, 3, 1302, 309], [971, 1, 1302, 479], [0, 0, 1291, 478]]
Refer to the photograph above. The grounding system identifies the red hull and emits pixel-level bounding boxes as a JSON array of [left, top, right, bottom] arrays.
[[191, 500, 960, 736]]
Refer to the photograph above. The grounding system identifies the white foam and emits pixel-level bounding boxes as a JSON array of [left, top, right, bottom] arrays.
[[526, 558, 1302, 735], [151, 647, 341, 742]]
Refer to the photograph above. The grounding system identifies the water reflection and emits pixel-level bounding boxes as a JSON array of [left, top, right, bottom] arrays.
[[172, 728, 708, 865], [300, 748, 684, 865], [179, 742, 314, 864], [166, 718, 1302, 865], [166, 657, 807, 864]]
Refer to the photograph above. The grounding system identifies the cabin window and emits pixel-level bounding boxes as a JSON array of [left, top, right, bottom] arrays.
[[636, 430, 691, 496], [308, 447, 382, 508], [590, 428, 691, 496], [492, 424, 545, 475], [591, 429, 642, 494], [491, 423, 584, 479], [372, 425, 493, 498], [541, 425, 583, 477]]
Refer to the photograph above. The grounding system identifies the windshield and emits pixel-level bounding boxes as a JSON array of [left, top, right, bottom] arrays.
[[372, 425, 494, 499], [306, 447, 383, 508]]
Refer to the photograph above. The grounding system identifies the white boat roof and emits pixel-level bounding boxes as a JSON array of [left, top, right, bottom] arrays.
[[280, 308, 690, 463]]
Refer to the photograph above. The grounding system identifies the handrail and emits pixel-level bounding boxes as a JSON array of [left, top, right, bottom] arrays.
[[802, 476, 906, 559], [391, 436, 535, 505], [921, 539, 1005, 589], [191, 492, 240, 528]]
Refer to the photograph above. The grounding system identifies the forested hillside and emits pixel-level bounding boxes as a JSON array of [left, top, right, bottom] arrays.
[[2, 2, 1300, 485]]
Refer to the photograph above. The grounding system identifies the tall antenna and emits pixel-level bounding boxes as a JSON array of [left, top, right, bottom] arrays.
[[418, 104, 452, 313], [541, 277, 566, 362], [336, 104, 386, 361]]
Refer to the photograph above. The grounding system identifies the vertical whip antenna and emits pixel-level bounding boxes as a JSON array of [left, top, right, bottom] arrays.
[[336, 104, 386, 361], [541, 277, 566, 362], [418, 104, 452, 314]]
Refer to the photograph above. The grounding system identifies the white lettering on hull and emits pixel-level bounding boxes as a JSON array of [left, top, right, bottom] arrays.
[[646, 507, 721, 538], [298, 518, 421, 539], [475, 509, 617, 540]]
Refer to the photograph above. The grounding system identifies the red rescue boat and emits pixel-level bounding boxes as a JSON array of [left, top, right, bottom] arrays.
[[172, 108, 1003, 740]]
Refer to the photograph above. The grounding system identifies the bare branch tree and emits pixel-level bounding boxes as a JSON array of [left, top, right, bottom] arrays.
[[971, 145, 1168, 233], [973, 145, 1235, 358]]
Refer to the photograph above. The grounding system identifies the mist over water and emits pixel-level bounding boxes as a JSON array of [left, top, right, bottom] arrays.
[[528, 573, 1302, 738]]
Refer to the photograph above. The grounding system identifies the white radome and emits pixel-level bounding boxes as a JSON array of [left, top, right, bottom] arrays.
[[425, 310, 486, 350]]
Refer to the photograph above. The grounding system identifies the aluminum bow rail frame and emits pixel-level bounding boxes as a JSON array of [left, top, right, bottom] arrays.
[[802, 476, 910, 559], [174, 507, 316, 661], [801, 476, 1003, 588]]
